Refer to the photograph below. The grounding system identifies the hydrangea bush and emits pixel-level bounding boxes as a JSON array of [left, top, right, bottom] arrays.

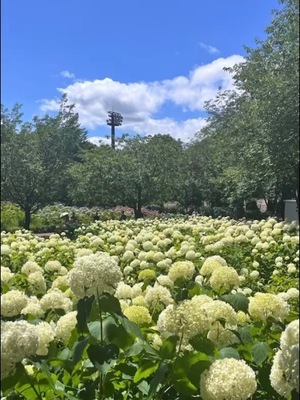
[[1, 216, 299, 399]]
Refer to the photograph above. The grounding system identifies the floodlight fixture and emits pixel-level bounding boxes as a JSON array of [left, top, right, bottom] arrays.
[[107, 111, 123, 149]]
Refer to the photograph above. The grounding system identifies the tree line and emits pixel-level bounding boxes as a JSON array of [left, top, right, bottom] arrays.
[[1, 0, 298, 229]]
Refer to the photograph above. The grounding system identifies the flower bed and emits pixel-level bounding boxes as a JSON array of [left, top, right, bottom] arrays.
[[1, 216, 299, 399]]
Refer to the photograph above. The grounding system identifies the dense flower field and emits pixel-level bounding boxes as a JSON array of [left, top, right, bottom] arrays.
[[1, 216, 299, 399]]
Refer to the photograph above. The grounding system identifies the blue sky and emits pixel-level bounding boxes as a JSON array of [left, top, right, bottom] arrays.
[[2, 0, 280, 143]]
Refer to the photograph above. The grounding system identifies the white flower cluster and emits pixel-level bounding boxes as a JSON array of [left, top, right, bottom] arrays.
[[157, 295, 237, 347], [200, 358, 257, 400], [68, 251, 122, 298], [248, 292, 290, 322], [209, 266, 240, 293], [1, 290, 29, 317], [40, 288, 73, 313], [1, 321, 39, 379], [270, 319, 299, 398], [144, 285, 174, 309], [200, 256, 227, 277], [56, 311, 78, 343], [167, 261, 195, 282]]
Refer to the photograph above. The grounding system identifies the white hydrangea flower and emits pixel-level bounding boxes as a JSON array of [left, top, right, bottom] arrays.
[[21, 261, 43, 275], [1, 266, 14, 284], [75, 248, 93, 258], [1, 290, 29, 317], [115, 282, 133, 299], [40, 288, 73, 313], [144, 285, 174, 309], [56, 311, 78, 343], [156, 275, 174, 288], [286, 288, 299, 300], [200, 358, 257, 400], [249, 270, 260, 279], [200, 256, 227, 277], [123, 305, 152, 325], [1, 321, 39, 380], [1, 244, 10, 255], [209, 266, 240, 292], [249, 293, 290, 323], [44, 260, 63, 273], [168, 261, 195, 282], [21, 296, 44, 318], [68, 251, 122, 298], [36, 322, 56, 356], [157, 295, 214, 344], [27, 271, 47, 292], [270, 320, 299, 398], [131, 282, 143, 298]]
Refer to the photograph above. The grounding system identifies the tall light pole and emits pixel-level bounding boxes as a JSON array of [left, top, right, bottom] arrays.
[[106, 111, 123, 150]]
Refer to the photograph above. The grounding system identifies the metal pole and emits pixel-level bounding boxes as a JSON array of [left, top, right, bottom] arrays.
[[111, 124, 115, 150]]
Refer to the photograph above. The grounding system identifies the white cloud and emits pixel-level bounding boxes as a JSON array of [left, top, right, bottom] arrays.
[[40, 55, 244, 142], [88, 136, 111, 146], [198, 42, 220, 54], [60, 70, 76, 79]]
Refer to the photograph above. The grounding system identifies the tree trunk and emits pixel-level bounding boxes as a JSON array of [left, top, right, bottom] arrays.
[[295, 162, 299, 214], [134, 186, 143, 219], [24, 207, 31, 230]]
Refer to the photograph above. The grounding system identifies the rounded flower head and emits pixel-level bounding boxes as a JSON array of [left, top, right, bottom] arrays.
[[40, 288, 73, 313], [144, 285, 174, 309], [68, 251, 122, 298], [157, 295, 214, 345], [44, 260, 63, 273], [168, 261, 195, 282], [35, 321, 55, 356], [123, 305, 152, 325], [115, 282, 133, 299], [249, 293, 290, 323], [1, 290, 29, 317], [21, 261, 43, 275], [138, 269, 156, 282], [56, 311, 78, 343], [209, 266, 240, 293], [270, 320, 299, 398], [200, 358, 257, 400], [21, 296, 44, 318], [280, 319, 299, 349], [1, 266, 14, 284], [1, 320, 39, 379], [200, 256, 227, 277]]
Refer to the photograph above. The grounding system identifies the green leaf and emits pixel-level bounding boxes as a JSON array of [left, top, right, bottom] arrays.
[[173, 378, 198, 396], [125, 341, 145, 357], [117, 315, 144, 340], [158, 335, 178, 359], [1, 363, 25, 394], [188, 360, 211, 387], [73, 336, 89, 365], [189, 334, 215, 355], [221, 293, 249, 312], [76, 295, 95, 333], [219, 347, 241, 360], [87, 343, 119, 366], [251, 341, 270, 365], [98, 292, 122, 314], [146, 363, 169, 399], [133, 360, 160, 383], [236, 326, 253, 344]]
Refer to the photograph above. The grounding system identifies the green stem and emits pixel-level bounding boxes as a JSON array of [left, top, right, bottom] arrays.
[[96, 289, 104, 400], [23, 370, 43, 400]]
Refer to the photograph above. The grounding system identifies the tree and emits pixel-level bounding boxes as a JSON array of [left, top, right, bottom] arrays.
[[1, 132, 48, 229], [195, 0, 299, 217], [68, 134, 184, 218], [1, 96, 89, 229]]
